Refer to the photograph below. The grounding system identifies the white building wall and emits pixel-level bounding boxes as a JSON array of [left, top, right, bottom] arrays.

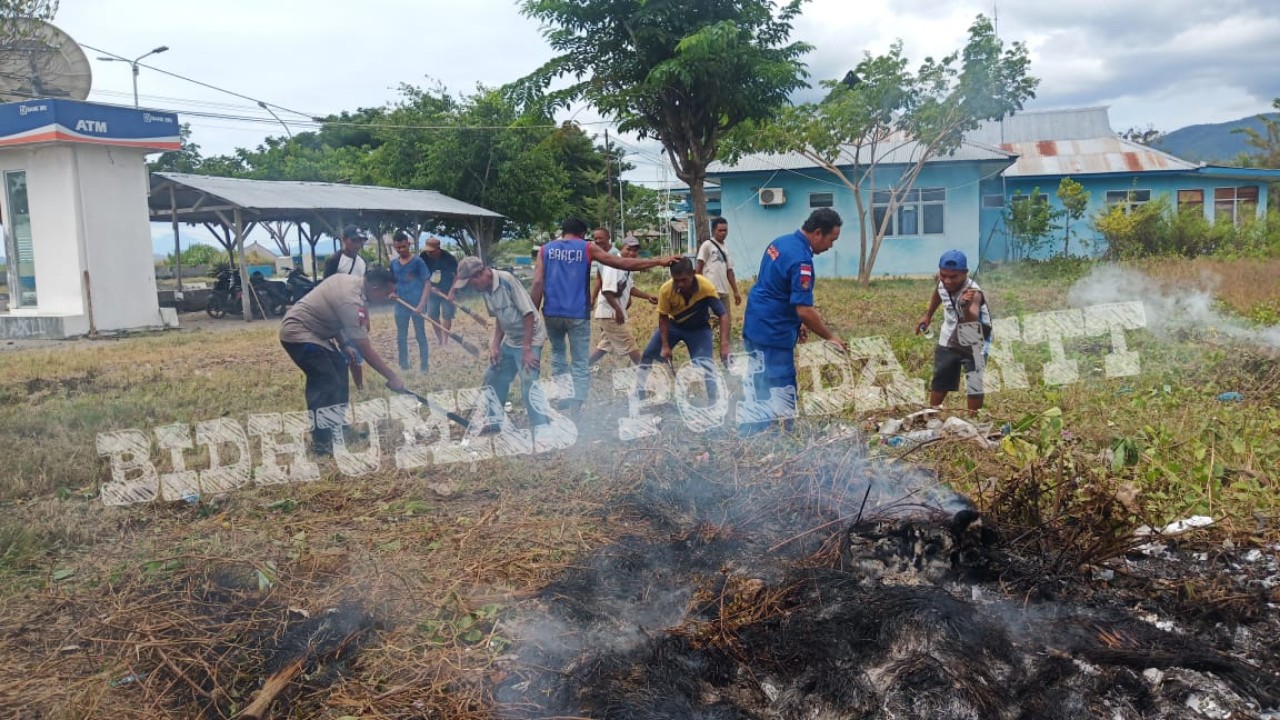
[[0, 143, 167, 334], [73, 145, 166, 332], [0, 145, 87, 315]]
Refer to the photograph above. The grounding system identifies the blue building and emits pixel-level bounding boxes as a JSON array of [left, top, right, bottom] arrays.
[[700, 107, 1280, 277]]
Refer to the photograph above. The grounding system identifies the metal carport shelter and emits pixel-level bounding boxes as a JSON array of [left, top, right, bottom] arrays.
[[148, 172, 504, 321]]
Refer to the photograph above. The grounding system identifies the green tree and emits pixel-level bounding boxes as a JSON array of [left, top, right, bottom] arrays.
[[1233, 97, 1280, 207], [515, 0, 812, 249], [170, 242, 224, 267], [1119, 125, 1163, 146], [149, 123, 204, 173], [1055, 177, 1090, 257], [0, 0, 57, 42], [369, 85, 572, 259], [725, 15, 1036, 284]]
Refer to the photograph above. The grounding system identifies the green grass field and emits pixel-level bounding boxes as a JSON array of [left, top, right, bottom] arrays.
[[1, 256, 1278, 717]]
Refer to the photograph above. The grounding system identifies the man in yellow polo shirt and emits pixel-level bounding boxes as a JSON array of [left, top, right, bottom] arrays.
[[634, 257, 730, 402]]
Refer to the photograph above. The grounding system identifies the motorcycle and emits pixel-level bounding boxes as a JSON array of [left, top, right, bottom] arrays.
[[251, 271, 290, 317], [285, 267, 316, 305], [206, 265, 244, 319]]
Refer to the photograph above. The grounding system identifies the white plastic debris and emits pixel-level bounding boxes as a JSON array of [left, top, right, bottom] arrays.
[[1134, 515, 1214, 537]]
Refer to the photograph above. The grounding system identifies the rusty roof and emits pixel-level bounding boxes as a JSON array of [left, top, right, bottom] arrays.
[[998, 136, 1198, 177]]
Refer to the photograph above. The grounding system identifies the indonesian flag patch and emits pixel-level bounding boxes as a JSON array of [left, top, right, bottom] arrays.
[[357, 306, 369, 329], [799, 263, 813, 290], [766, 244, 780, 261]]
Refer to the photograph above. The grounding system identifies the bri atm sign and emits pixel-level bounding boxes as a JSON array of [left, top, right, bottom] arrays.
[[0, 98, 180, 151]]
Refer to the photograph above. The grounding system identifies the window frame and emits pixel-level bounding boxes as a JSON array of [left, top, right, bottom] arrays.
[[808, 191, 834, 208], [871, 186, 947, 238], [1213, 186, 1260, 225], [1105, 189, 1152, 214]]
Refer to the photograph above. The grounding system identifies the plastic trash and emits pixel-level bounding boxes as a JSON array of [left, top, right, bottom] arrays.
[[110, 672, 146, 688], [1217, 391, 1244, 402], [1134, 515, 1214, 537]]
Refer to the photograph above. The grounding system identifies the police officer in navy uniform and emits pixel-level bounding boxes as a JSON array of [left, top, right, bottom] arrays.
[[740, 208, 847, 435], [530, 217, 678, 418]]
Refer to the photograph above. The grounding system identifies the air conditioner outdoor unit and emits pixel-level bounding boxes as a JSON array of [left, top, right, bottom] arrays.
[[758, 187, 786, 206]]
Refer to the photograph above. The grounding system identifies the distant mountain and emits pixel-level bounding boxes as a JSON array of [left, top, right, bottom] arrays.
[[1154, 113, 1278, 163]]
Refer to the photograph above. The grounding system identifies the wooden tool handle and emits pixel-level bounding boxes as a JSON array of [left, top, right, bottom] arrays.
[[431, 287, 489, 326], [394, 298, 481, 358]]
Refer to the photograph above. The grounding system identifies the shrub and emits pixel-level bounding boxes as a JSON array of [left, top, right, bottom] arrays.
[[1095, 197, 1169, 259]]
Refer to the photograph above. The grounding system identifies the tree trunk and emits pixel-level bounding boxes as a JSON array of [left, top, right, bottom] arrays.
[[686, 178, 710, 255]]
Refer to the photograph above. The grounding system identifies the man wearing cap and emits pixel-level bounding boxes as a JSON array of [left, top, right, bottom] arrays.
[[453, 256, 549, 429], [530, 217, 678, 419], [588, 235, 658, 367], [279, 267, 405, 457], [916, 249, 991, 416], [740, 208, 848, 435], [419, 235, 459, 347], [324, 226, 369, 278]]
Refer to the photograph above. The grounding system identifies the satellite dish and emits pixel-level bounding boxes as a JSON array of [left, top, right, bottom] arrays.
[[0, 19, 92, 103]]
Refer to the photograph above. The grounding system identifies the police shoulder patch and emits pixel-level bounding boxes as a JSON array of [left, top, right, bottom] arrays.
[[798, 263, 813, 290], [357, 306, 369, 328], [766, 244, 780, 261]]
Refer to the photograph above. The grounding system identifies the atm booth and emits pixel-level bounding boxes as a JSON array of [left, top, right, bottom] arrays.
[[0, 98, 181, 338]]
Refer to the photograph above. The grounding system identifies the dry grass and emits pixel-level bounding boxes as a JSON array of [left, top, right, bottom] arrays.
[[1, 258, 1278, 717], [1133, 257, 1280, 315]]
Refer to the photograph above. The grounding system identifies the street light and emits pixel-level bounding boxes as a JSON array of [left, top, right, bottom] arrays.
[[97, 46, 169, 107]]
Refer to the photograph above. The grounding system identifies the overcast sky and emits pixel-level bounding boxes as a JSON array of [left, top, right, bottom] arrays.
[[44, 0, 1280, 252]]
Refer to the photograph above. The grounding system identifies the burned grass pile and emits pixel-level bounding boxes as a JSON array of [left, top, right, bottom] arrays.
[[497, 436, 1280, 719]]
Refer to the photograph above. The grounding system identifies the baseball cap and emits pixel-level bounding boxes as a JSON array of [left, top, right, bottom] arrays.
[[621, 235, 641, 248], [939, 249, 968, 271], [452, 256, 485, 290], [342, 225, 367, 242]]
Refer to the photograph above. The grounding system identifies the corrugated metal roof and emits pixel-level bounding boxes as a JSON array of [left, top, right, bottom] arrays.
[[149, 172, 504, 222], [707, 134, 1015, 176], [999, 136, 1198, 177], [967, 107, 1115, 145]]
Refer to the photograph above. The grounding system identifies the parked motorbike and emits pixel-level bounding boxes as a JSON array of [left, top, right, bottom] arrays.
[[206, 265, 244, 319], [285, 267, 316, 305], [251, 271, 290, 317]]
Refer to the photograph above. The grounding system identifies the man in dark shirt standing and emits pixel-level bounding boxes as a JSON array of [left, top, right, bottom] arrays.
[[419, 235, 459, 347]]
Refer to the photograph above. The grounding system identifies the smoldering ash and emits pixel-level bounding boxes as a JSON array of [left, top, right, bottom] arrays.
[[97, 301, 1147, 506]]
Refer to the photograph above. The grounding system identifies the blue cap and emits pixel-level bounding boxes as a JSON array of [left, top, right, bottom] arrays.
[[939, 249, 968, 271]]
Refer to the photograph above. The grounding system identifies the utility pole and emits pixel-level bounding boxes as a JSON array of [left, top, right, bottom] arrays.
[[604, 129, 615, 236]]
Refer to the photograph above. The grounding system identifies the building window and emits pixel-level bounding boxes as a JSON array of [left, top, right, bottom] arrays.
[[871, 187, 946, 237], [982, 193, 1006, 209], [1105, 189, 1152, 213], [809, 192, 834, 208], [1177, 189, 1204, 214], [1213, 186, 1260, 225]]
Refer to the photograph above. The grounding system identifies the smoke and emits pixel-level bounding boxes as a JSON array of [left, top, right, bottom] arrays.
[[1066, 265, 1280, 349]]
